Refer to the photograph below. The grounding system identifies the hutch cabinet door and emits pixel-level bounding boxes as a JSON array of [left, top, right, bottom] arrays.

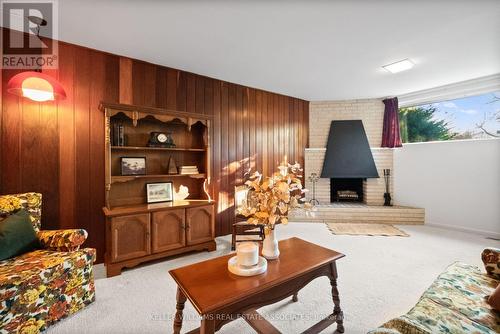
[[109, 213, 151, 262], [186, 205, 215, 245], [151, 209, 186, 253]]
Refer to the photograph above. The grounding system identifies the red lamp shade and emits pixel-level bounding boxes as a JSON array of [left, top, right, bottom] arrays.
[[7, 71, 66, 102]]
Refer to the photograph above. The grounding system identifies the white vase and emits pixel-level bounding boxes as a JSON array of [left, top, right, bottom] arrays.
[[262, 228, 280, 260]]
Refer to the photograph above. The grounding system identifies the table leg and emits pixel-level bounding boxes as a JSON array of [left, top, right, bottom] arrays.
[[330, 263, 344, 333], [200, 316, 215, 334], [174, 287, 187, 334], [292, 292, 299, 302]]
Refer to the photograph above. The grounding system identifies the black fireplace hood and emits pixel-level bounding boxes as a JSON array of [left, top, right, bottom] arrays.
[[321, 120, 379, 178]]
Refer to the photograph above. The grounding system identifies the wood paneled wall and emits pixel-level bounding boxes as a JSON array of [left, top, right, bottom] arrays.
[[1, 33, 309, 263]]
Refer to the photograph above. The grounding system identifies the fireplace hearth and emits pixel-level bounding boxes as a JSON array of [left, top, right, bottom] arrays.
[[331, 178, 363, 202]]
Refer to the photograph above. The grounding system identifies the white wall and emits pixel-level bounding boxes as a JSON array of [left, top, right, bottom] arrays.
[[394, 139, 500, 237]]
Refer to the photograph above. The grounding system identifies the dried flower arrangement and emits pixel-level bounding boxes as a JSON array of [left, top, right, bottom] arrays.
[[237, 162, 310, 234]]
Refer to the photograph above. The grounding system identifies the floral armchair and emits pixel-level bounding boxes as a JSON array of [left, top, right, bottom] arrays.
[[0, 193, 96, 334]]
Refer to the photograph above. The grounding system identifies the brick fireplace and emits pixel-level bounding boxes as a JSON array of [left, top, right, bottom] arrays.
[[305, 99, 394, 206], [293, 98, 424, 225], [305, 147, 393, 206]]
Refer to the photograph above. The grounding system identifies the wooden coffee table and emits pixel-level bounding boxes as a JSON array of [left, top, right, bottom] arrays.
[[169, 237, 345, 334]]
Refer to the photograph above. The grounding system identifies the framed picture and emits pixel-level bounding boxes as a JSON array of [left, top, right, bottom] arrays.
[[121, 157, 146, 176], [146, 182, 173, 203]]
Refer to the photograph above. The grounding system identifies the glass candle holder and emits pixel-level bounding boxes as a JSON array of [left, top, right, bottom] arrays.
[[236, 242, 259, 268]]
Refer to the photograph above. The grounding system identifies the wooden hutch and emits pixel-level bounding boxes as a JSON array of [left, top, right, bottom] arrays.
[[100, 102, 216, 277]]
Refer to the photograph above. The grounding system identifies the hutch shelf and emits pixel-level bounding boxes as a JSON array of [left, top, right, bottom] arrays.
[[100, 102, 216, 277], [111, 146, 206, 152], [111, 174, 206, 184]]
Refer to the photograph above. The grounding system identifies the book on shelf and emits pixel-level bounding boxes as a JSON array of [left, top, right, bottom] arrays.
[[112, 124, 125, 146], [112, 124, 117, 146], [178, 166, 199, 175]]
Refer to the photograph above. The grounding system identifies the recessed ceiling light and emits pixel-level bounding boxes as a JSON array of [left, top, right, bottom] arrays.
[[383, 59, 414, 73]]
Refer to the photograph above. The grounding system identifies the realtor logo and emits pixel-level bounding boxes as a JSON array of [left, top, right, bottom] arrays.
[[1, 0, 58, 69]]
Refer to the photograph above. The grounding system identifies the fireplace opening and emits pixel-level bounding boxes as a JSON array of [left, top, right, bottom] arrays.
[[331, 178, 363, 203]]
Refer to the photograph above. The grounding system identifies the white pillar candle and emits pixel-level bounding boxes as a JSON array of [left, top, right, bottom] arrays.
[[236, 242, 259, 267]]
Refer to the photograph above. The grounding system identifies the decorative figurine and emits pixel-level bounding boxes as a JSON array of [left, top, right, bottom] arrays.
[[167, 156, 178, 174], [173, 185, 190, 200]]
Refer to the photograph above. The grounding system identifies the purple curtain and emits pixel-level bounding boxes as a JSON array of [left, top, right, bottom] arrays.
[[381, 97, 402, 148]]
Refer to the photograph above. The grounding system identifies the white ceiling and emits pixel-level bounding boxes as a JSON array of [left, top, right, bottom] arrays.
[[46, 1, 500, 100]]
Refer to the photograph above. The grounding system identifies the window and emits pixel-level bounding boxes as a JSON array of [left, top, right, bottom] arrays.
[[399, 91, 500, 143]]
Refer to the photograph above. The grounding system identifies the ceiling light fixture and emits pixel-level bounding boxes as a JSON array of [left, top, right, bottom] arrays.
[[383, 59, 414, 73]]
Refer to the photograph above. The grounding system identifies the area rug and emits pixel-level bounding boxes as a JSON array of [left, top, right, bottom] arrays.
[[326, 222, 409, 237]]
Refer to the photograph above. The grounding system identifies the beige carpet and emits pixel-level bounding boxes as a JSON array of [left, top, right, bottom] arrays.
[[46, 223, 497, 334], [326, 222, 409, 236]]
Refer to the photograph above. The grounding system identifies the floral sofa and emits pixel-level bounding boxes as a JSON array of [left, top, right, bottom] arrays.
[[370, 248, 500, 334], [0, 193, 96, 334]]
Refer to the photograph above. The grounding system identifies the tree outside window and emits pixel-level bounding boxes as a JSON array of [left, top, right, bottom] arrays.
[[399, 91, 500, 143]]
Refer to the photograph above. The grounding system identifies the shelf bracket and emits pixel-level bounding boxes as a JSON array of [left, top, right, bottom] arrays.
[[132, 111, 139, 127]]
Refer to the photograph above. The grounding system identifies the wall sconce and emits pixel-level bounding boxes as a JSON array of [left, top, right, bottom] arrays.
[[7, 71, 66, 102], [6, 15, 65, 103]]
